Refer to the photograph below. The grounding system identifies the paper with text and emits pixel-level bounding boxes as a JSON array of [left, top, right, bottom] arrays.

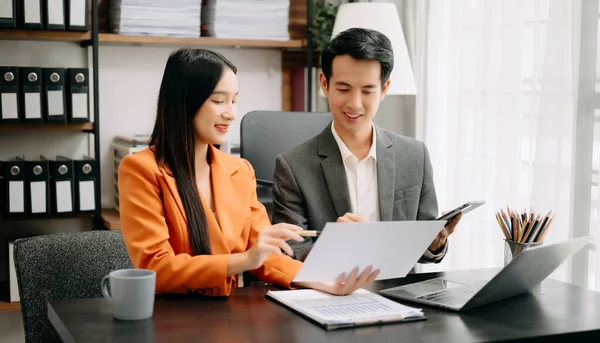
[[267, 288, 424, 328]]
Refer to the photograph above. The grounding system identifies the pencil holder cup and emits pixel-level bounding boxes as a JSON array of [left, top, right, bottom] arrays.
[[503, 239, 543, 266]]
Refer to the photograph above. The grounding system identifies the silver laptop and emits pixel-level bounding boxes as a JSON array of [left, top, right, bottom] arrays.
[[379, 236, 591, 311]]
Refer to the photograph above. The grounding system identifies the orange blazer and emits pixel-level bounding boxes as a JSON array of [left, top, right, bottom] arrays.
[[118, 145, 302, 296]]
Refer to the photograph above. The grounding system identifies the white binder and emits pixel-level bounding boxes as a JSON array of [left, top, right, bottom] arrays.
[[0, 67, 20, 122], [21, 68, 43, 122]]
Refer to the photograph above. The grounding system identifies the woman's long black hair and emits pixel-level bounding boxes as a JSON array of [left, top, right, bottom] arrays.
[[150, 48, 237, 256]]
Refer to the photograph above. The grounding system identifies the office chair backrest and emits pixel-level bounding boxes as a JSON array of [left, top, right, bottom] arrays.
[[13, 230, 133, 343], [240, 111, 333, 186]]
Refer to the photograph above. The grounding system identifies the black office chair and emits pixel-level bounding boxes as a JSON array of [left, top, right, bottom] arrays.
[[240, 110, 333, 219]]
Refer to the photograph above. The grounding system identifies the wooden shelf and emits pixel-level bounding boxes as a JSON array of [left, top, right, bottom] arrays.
[[101, 210, 121, 231], [0, 29, 90, 42], [97, 34, 306, 49], [0, 29, 307, 49], [0, 301, 20, 311], [0, 122, 94, 131]]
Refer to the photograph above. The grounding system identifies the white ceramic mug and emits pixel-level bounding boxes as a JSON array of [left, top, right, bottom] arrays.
[[101, 268, 156, 321]]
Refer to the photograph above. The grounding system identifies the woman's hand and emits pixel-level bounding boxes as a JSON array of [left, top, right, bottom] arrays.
[[293, 265, 380, 296], [245, 223, 303, 270]]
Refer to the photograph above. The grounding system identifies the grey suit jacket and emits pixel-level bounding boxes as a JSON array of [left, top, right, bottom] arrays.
[[271, 122, 446, 264]]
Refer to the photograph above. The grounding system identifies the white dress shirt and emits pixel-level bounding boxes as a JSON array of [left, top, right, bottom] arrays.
[[331, 122, 444, 260], [331, 122, 380, 222]]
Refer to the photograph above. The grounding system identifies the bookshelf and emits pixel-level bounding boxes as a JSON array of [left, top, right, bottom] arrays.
[[0, 2, 312, 218], [0, 1, 103, 303], [0, 3, 102, 229]]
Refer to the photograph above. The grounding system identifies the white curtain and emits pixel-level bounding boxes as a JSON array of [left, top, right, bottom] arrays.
[[415, 0, 584, 284]]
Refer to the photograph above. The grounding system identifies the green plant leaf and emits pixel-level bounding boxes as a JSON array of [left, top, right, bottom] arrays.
[[310, 0, 339, 53]]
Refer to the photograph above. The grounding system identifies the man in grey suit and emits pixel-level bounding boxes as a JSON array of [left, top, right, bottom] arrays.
[[272, 27, 462, 263]]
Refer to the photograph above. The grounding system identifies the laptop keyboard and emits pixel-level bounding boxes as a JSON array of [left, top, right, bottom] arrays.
[[415, 280, 488, 308]]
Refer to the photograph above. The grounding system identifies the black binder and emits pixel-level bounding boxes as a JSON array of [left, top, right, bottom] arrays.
[[65, 0, 87, 31], [43, 0, 65, 30], [20, 67, 43, 123], [0, 67, 21, 124], [66, 68, 89, 123], [43, 68, 67, 123], [0, 157, 27, 217], [0, 0, 18, 28], [18, 0, 44, 29], [74, 156, 97, 213], [50, 155, 74, 215], [26, 157, 50, 217]]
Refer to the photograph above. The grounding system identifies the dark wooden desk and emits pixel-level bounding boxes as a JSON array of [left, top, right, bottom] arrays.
[[48, 269, 600, 343]]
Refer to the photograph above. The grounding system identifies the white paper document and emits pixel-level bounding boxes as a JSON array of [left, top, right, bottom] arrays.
[[293, 221, 445, 282], [267, 288, 425, 330]]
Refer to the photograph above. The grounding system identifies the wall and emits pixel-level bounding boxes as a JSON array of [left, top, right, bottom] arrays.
[[0, 41, 282, 283]]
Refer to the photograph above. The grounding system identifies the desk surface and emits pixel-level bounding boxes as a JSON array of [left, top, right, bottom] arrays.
[[48, 269, 600, 343]]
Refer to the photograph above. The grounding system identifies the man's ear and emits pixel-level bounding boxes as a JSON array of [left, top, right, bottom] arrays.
[[318, 72, 329, 96], [380, 79, 391, 101]]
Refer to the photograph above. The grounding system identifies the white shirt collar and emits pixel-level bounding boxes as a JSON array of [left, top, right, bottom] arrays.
[[331, 121, 377, 162]]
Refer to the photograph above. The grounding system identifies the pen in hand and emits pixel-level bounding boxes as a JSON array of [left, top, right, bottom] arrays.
[[298, 230, 320, 237]]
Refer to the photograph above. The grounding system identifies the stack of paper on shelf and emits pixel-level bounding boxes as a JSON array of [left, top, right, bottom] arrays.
[[111, 135, 150, 212], [109, 0, 201, 37], [201, 0, 290, 41]]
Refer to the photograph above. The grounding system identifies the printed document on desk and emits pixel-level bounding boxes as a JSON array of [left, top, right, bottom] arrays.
[[293, 221, 445, 282], [266, 288, 426, 330]]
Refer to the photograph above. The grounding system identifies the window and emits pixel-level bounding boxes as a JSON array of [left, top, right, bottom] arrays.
[[571, 0, 600, 290]]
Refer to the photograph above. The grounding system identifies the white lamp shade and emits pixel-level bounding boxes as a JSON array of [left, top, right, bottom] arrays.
[[329, 2, 417, 95]]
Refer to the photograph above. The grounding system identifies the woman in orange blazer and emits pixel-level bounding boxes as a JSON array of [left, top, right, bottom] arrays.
[[118, 48, 379, 297]]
